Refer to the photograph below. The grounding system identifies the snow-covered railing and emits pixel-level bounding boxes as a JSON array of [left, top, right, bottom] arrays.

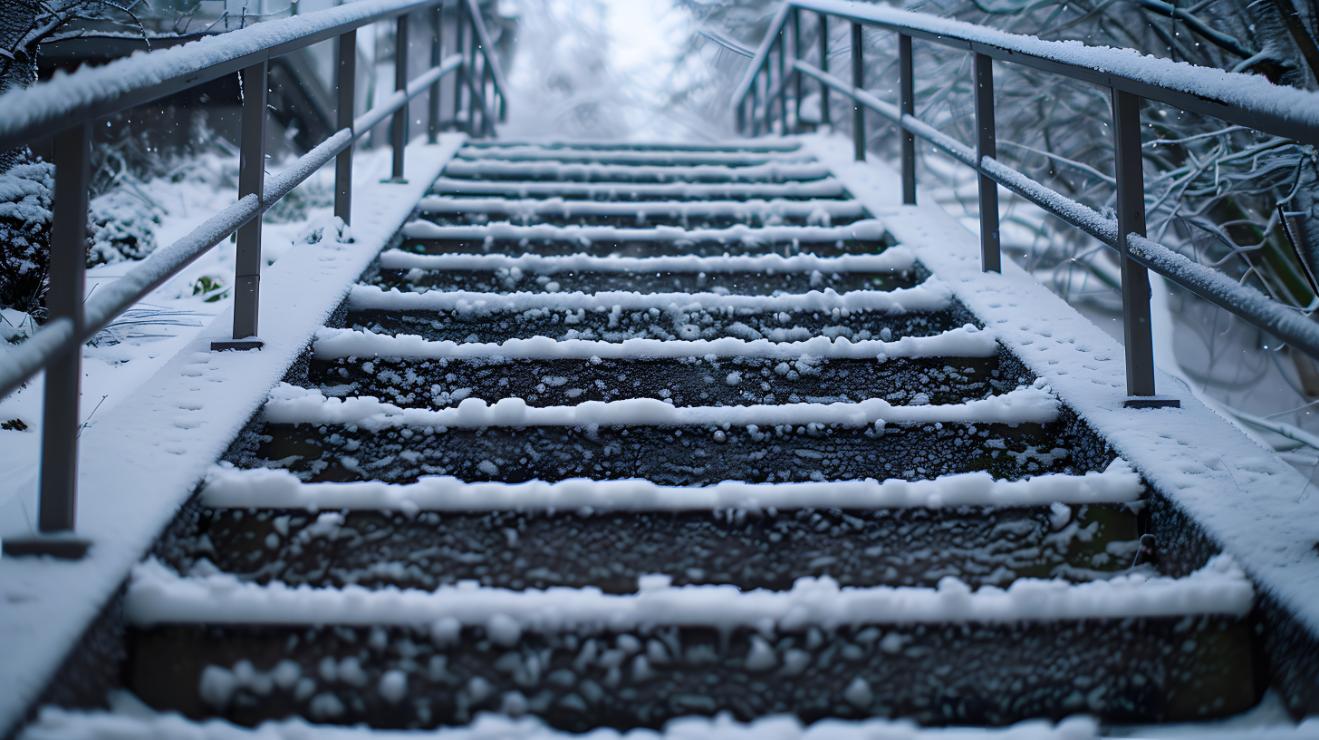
[[734, 0, 1319, 411], [0, 0, 508, 560]]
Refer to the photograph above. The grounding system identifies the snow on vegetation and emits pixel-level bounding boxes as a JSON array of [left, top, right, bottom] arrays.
[[260, 381, 1058, 429], [123, 554, 1251, 628], [200, 458, 1143, 512]]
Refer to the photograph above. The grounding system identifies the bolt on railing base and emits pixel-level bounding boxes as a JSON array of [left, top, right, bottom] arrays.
[[3, 534, 92, 560], [211, 339, 265, 352], [1124, 396, 1181, 410]]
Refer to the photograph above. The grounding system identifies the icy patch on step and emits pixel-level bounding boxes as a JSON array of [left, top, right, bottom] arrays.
[[123, 555, 1251, 628], [377, 248, 914, 273], [260, 381, 1059, 429], [199, 458, 1143, 512]]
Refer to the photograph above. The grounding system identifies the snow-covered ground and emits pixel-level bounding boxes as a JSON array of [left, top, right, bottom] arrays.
[[0, 151, 349, 529]]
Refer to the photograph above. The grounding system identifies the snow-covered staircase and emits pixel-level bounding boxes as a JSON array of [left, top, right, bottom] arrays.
[[30, 140, 1265, 735]]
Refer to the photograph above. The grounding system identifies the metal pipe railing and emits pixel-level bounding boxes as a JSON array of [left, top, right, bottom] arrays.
[[0, 0, 507, 559], [736, 0, 1319, 409]]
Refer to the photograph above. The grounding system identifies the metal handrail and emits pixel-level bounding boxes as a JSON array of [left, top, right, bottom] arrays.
[[734, 0, 1319, 409], [0, 0, 507, 558]]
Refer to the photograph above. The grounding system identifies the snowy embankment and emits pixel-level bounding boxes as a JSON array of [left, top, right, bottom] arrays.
[[200, 459, 1142, 511], [0, 152, 338, 520]]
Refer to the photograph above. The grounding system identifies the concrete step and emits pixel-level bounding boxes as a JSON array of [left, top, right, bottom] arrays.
[[119, 558, 1258, 729]]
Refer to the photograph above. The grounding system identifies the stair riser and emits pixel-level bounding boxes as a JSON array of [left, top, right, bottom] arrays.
[[439, 171, 831, 184], [126, 618, 1258, 730], [367, 268, 919, 295], [303, 356, 1021, 409], [396, 238, 895, 258], [343, 306, 973, 343], [227, 420, 1110, 486], [155, 504, 1142, 593]]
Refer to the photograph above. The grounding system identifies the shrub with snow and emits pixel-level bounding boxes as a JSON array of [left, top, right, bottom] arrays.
[[88, 189, 162, 265], [0, 159, 54, 318]]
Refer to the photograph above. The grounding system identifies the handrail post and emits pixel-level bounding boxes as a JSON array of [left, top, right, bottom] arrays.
[[216, 59, 267, 351], [1111, 89, 1176, 407], [427, 3, 444, 144], [899, 32, 916, 205], [817, 12, 831, 128], [4, 122, 93, 559], [388, 13, 409, 182], [452, 0, 467, 130], [750, 69, 761, 137], [736, 96, 746, 135], [334, 29, 356, 225], [791, 7, 803, 130], [974, 53, 1000, 272], [850, 21, 865, 161], [466, 35, 479, 134], [482, 61, 494, 137], [770, 30, 780, 133]]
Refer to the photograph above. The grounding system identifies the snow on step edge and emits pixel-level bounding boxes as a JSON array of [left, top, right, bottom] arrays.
[[442, 159, 831, 180], [310, 325, 996, 361], [22, 706, 1103, 740], [123, 555, 1251, 627], [453, 146, 813, 165], [345, 283, 954, 316], [376, 248, 914, 273], [199, 459, 1143, 512], [260, 382, 1059, 430], [429, 177, 848, 199], [400, 219, 889, 244], [418, 196, 866, 221]]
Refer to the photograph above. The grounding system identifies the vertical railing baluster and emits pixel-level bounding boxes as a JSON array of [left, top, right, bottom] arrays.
[[29, 123, 92, 558], [750, 69, 762, 137], [428, 4, 443, 144], [334, 29, 356, 224], [466, 34, 479, 134], [736, 95, 746, 135], [389, 13, 409, 182], [791, 8, 803, 131], [898, 33, 916, 205], [974, 53, 1000, 272], [221, 60, 268, 350], [818, 12, 831, 128], [761, 61, 772, 136], [1111, 89, 1172, 406], [850, 22, 865, 161], [453, 1, 467, 131], [483, 60, 494, 137], [776, 31, 788, 133]]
